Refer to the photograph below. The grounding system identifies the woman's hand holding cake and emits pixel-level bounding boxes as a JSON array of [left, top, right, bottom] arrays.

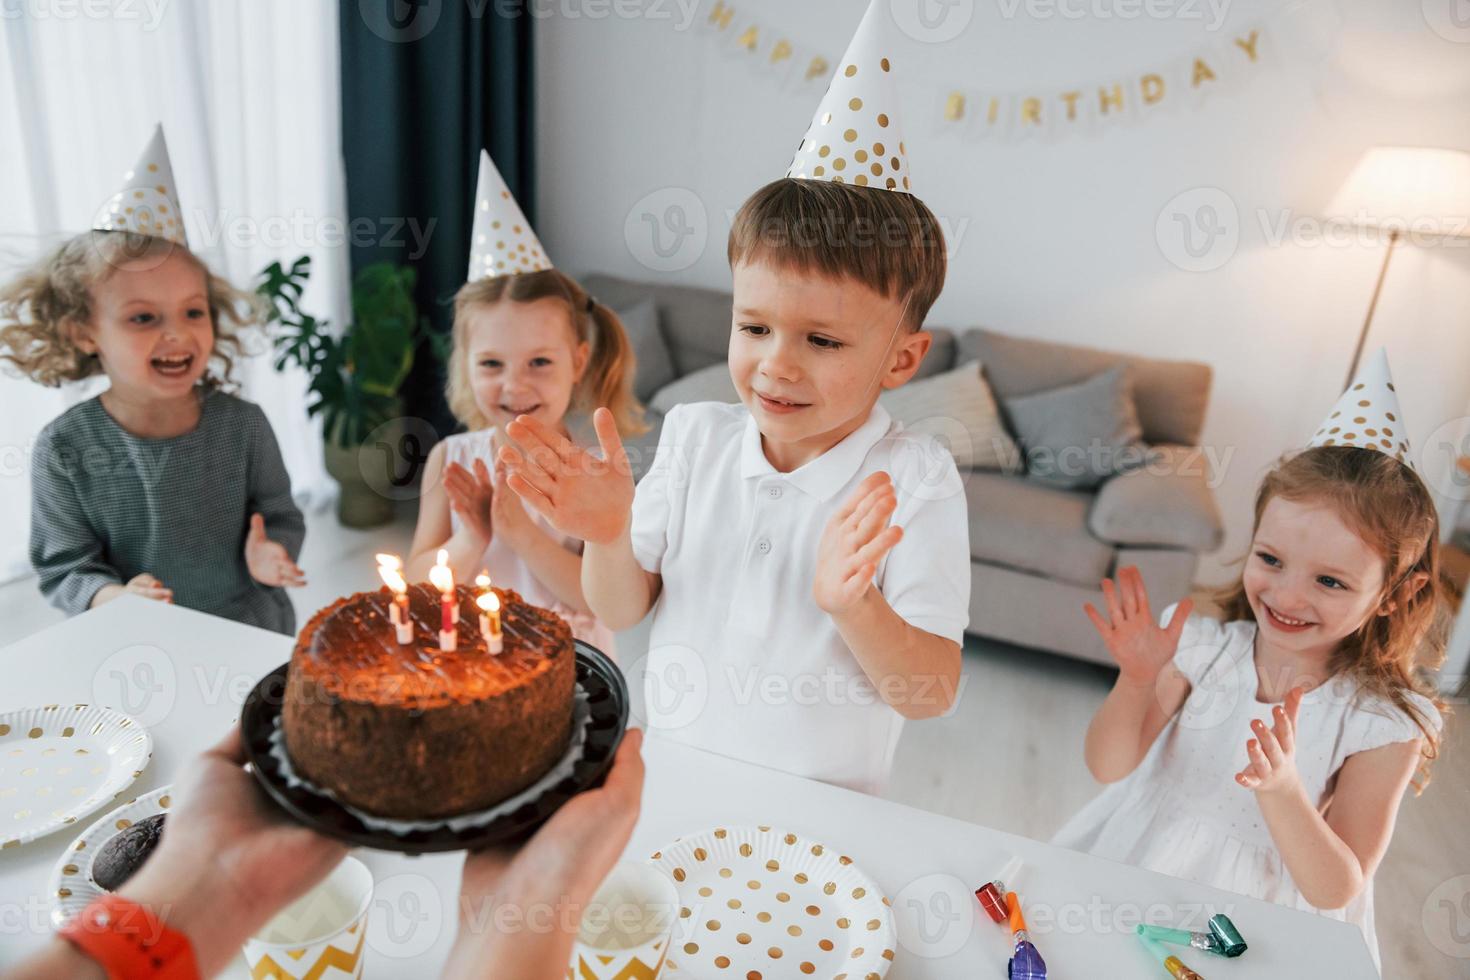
[[443, 729, 646, 980]]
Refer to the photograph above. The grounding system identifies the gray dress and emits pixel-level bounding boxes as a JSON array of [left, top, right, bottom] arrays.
[[29, 388, 305, 634]]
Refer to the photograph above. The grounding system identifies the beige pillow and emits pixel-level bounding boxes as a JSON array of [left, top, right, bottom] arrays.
[[880, 360, 1021, 472], [650, 359, 1019, 472], [649, 363, 739, 414]]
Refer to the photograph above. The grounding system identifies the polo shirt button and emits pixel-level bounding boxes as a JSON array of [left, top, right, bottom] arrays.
[[756, 538, 772, 555], [767, 486, 782, 499]]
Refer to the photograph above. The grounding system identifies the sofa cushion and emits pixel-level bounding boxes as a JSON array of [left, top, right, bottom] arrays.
[[650, 363, 739, 414], [1088, 445, 1225, 552], [912, 327, 957, 380], [957, 328, 1211, 446], [616, 296, 677, 403], [964, 470, 1116, 586], [581, 273, 731, 376], [1003, 365, 1153, 490], [880, 360, 1021, 472]]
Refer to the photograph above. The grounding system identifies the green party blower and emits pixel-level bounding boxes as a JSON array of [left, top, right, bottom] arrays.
[[1137, 915, 1247, 958]]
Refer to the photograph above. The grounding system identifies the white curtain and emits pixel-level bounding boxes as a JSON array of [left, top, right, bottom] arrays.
[[0, 0, 348, 583]]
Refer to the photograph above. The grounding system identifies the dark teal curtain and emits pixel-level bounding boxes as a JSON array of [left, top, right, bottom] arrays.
[[338, 0, 535, 436]]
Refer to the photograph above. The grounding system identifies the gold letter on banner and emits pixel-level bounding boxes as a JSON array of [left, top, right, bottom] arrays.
[[1234, 29, 1260, 62], [1098, 83, 1123, 115], [805, 56, 828, 81], [1059, 91, 1081, 121], [1021, 97, 1042, 125], [736, 24, 758, 51], [945, 92, 966, 122], [1140, 74, 1165, 105], [708, 1, 733, 30], [1191, 58, 1216, 87], [770, 39, 792, 64]]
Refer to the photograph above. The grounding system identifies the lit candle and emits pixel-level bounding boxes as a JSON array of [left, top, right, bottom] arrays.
[[375, 554, 413, 645], [477, 590, 502, 654], [429, 550, 457, 652]]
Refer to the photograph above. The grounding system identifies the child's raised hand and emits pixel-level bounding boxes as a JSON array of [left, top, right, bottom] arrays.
[[444, 459, 495, 545], [1083, 566, 1192, 687], [497, 408, 635, 546], [244, 514, 307, 588], [491, 458, 539, 552], [1236, 686, 1305, 796], [814, 471, 904, 615], [125, 572, 173, 603]]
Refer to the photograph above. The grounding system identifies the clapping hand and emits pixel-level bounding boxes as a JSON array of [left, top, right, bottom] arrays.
[[1083, 566, 1192, 688], [244, 513, 306, 588], [1236, 687, 1305, 796], [813, 471, 904, 615], [497, 408, 635, 546]]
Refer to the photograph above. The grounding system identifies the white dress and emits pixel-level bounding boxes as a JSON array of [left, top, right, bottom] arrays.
[[1052, 605, 1441, 972], [441, 425, 617, 661]]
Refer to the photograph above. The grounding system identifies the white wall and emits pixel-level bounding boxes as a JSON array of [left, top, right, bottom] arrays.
[[535, 0, 1470, 585]]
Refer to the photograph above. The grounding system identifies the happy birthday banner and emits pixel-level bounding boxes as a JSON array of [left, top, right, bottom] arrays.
[[689, 0, 1313, 143]]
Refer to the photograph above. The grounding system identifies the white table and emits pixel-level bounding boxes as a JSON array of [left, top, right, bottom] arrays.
[[0, 596, 1379, 978]]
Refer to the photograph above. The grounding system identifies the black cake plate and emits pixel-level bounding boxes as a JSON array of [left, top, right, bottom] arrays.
[[241, 641, 629, 854]]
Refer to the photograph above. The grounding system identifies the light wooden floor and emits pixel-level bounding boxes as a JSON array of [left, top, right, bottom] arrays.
[[2, 503, 1464, 978]]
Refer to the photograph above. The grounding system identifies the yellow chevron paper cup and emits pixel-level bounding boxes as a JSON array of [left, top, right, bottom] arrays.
[[568, 861, 678, 980], [242, 856, 373, 979]]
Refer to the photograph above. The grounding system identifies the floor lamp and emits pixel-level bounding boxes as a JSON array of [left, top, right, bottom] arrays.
[[1325, 146, 1470, 391]]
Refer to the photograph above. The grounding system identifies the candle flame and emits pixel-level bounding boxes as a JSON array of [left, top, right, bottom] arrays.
[[477, 591, 500, 613], [475, 571, 491, 589], [375, 553, 406, 593], [428, 562, 454, 594]]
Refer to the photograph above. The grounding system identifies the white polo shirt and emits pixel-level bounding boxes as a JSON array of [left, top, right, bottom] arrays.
[[630, 400, 970, 794]]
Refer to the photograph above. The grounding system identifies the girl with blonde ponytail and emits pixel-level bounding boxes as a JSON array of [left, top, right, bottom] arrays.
[[407, 267, 649, 659]]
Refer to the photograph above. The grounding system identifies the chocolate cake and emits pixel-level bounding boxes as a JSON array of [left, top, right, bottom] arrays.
[[282, 583, 576, 820], [92, 813, 166, 891]]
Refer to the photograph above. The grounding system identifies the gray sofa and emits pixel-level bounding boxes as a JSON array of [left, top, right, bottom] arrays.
[[584, 272, 1224, 666]]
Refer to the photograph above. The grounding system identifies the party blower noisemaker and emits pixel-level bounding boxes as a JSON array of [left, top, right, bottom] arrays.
[[1137, 915, 1247, 958], [1137, 931, 1206, 980], [1005, 891, 1047, 980], [975, 855, 1024, 923]]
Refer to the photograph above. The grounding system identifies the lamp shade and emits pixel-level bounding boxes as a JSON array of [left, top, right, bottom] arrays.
[[1326, 146, 1470, 239]]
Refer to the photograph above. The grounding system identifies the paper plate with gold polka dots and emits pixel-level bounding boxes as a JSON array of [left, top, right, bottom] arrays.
[[650, 825, 895, 979], [0, 704, 152, 851], [48, 784, 173, 928]]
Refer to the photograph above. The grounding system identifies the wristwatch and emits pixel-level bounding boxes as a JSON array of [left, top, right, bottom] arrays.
[[59, 893, 200, 980]]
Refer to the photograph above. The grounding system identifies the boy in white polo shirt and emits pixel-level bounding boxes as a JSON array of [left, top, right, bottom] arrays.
[[497, 2, 969, 794]]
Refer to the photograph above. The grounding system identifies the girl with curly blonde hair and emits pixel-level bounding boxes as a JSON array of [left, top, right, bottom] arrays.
[[1, 230, 308, 633]]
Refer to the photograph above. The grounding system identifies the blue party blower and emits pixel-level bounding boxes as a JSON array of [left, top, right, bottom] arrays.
[[1005, 890, 1047, 980]]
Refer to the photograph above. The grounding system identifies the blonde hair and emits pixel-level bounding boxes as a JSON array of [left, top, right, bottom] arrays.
[[0, 231, 260, 389], [727, 178, 947, 331], [446, 268, 649, 437], [1215, 446, 1451, 790]]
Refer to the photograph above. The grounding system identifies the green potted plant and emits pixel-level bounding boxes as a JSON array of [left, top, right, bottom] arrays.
[[258, 256, 445, 527]]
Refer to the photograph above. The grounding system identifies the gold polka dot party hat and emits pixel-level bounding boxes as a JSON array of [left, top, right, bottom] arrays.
[[467, 148, 551, 281], [787, 0, 911, 193], [92, 124, 186, 246], [1308, 348, 1413, 467]]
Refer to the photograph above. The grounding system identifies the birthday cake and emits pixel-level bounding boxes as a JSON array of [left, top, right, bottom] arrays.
[[281, 582, 576, 819]]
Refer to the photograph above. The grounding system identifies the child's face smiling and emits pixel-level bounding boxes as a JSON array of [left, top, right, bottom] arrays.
[[729, 259, 931, 472], [81, 250, 214, 403], [467, 296, 588, 432], [1242, 495, 1387, 656]]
